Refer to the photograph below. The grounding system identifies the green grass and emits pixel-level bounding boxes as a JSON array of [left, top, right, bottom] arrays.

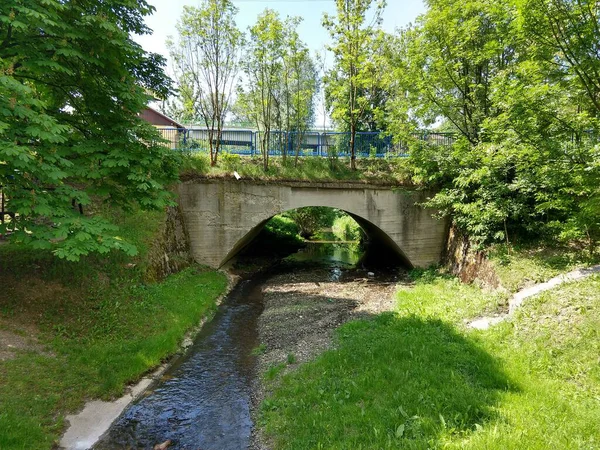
[[0, 207, 228, 449], [488, 244, 600, 292], [252, 343, 268, 356], [180, 153, 412, 185], [260, 268, 600, 449]]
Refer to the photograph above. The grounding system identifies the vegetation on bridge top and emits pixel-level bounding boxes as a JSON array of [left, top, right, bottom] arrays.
[[180, 153, 414, 186]]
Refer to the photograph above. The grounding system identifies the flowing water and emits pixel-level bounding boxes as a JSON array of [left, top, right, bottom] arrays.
[[94, 243, 375, 450], [285, 241, 362, 267], [94, 274, 267, 450]]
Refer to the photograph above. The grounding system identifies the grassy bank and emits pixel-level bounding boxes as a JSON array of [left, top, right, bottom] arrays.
[[488, 244, 600, 292], [0, 209, 228, 449], [260, 261, 600, 448]]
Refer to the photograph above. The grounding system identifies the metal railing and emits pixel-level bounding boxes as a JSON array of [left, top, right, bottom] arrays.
[[156, 128, 457, 158]]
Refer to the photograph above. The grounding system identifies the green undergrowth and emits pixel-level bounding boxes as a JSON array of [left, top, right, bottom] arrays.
[[260, 266, 600, 449], [264, 215, 303, 244], [488, 244, 600, 292], [331, 215, 363, 241], [0, 207, 228, 449], [180, 153, 412, 185]]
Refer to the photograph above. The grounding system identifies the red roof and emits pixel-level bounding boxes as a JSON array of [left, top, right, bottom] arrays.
[[140, 107, 186, 129]]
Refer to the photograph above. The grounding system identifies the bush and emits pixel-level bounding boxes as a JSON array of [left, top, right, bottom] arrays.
[[332, 215, 363, 241], [220, 152, 242, 171], [180, 152, 210, 174], [284, 207, 338, 238], [265, 215, 301, 240]]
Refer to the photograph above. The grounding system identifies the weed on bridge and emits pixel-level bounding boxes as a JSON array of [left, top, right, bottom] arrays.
[[180, 154, 413, 185]]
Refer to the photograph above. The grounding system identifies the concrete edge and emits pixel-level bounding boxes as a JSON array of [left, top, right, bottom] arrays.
[[468, 264, 600, 330]]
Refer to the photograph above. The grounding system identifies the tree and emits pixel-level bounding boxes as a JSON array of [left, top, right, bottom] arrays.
[[239, 10, 317, 170], [392, 0, 600, 248], [391, 0, 517, 144], [497, 0, 600, 244], [323, 0, 386, 170], [518, 0, 600, 118], [241, 9, 286, 171], [167, 0, 243, 166], [0, 0, 178, 260], [280, 23, 319, 165]]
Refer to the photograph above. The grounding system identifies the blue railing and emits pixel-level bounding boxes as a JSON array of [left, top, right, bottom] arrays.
[[156, 128, 456, 158]]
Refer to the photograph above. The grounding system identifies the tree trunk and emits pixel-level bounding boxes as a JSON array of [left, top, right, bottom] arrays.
[[208, 128, 217, 167], [350, 123, 356, 171]]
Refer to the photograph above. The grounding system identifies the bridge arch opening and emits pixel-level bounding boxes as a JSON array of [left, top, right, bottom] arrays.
[[219, 206, 414, 269]]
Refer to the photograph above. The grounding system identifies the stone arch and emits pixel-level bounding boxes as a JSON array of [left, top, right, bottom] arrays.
[[219, 207, 414, 268], [177, 179, 448, 269]]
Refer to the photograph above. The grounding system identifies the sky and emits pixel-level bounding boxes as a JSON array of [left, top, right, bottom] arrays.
[[135, 0, 426, 126], [135, 0, 426, 64]]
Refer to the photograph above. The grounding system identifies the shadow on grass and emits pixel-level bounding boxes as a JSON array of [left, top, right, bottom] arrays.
[[261, 312, 516, 449]]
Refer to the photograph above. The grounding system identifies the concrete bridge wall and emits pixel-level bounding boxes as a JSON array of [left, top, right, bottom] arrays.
[[177, 179, 448, 269]]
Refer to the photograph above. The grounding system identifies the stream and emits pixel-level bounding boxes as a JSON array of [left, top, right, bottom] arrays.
[[94, 241, 397, 450]]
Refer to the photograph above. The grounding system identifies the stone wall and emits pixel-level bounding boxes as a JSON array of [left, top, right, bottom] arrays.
[[145, 204, 195, 281], [443, 226, 500, 288]]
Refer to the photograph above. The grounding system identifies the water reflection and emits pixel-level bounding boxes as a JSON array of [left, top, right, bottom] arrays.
[[285, 242, 362, 266]]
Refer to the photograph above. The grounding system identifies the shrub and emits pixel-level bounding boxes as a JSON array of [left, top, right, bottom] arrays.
[[220, 153, 242, 171], [332, 215, 363, 241], [284, 207, 338, 239], [265, 215, 301, 240]]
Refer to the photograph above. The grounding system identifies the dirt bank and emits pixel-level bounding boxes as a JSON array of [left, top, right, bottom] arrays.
[[249, 264, 406, 449]]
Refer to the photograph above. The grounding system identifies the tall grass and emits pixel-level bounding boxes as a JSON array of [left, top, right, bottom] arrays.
[[180, 154, 412, 185]]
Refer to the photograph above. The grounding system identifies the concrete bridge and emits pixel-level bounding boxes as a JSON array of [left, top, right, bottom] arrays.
[[177, 178, 448, 269]]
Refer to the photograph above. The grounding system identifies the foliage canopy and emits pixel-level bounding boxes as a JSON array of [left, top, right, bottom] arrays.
[[167, 0, 243, 166], [0, 0, 178, 260], [389, 0, 600, 248]]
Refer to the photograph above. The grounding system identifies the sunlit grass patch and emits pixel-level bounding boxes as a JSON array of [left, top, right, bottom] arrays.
[[397, 268, 506, 322], [260, 268, 600, 449], [261, 313, 512, 449], [488, 244, 600, 292]]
